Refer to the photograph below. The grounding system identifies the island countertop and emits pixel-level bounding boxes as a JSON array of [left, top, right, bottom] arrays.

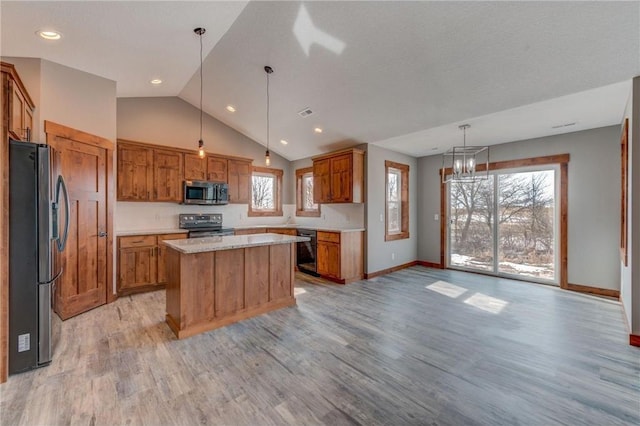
[[163, 233, 310, 254]]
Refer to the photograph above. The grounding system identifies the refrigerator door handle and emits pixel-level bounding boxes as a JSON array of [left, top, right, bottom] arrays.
[[56, 175, 70, 252]]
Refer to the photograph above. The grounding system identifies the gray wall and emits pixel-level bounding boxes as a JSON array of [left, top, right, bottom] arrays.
[[3, 57, 116, 143], [366, 144, 418, 274], [117, 97, 293, 204], [418, 125, 621, 290], [621, 76, 640, 334]]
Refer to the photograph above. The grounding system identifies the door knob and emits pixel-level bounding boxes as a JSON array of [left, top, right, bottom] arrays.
[[98, 231, 107, 237]]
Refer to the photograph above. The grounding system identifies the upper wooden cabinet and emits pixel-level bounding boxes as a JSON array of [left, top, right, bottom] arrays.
[[153, 149, 183, 202], [228, 158, 252, 204], [313, 148, 364, 204], [207, 156, 228, 182], [117, 139, 252, 203], [2, 62, 35, 142], [184, 154, 228, 183], [117, 143, 154, 201], [184, 153, 207, 181]]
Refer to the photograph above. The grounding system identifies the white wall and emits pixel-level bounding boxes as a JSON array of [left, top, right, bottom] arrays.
[[418, 126, 621, 290], [365, 144, 418, 274]]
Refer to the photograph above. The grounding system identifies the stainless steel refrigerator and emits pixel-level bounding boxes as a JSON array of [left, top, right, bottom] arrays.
[[9, 139, 69, 374]]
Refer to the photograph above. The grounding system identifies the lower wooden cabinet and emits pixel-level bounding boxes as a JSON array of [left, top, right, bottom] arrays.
[[316, 231, 364, 284], [117, 233, 187, 295], [267, 228, 297, 236], [234, 228, 267, 236]]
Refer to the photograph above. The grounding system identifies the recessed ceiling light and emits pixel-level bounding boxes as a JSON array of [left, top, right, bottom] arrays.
[[314, 127, 323, 134], [150, 79, 163, 85], [37, 30, 62, 40], [226, 105, 236, 113], [280, 139, 288, 145]]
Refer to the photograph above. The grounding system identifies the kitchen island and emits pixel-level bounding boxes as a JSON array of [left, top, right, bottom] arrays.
[[163, 233, 309, 339]]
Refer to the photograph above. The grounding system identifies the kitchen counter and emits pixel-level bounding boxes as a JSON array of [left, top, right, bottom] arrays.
[[164, 233, 302, 339], [163, 233, 309, 254], [117, 228, 185, 236]]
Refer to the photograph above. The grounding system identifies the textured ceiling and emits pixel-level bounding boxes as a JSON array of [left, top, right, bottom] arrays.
[[2, 1, 639, 160]]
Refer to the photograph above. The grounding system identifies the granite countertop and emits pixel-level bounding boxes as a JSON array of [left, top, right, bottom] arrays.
[[233, 224, 365, 232], [117, 228, 186, 236], [163, 233, 310, 254]]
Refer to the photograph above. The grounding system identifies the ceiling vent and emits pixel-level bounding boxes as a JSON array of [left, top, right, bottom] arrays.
[[298, 107, 313, 118], [551, 122, 576, 129]]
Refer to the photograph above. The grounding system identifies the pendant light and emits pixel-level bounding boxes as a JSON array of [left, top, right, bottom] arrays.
[[194, 27, 206, 158], [441, 124, 489, 183], [264, 65, 273, 166]]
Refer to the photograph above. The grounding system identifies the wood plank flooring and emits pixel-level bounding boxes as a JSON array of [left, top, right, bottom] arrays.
[[1, 267, 638, 425]]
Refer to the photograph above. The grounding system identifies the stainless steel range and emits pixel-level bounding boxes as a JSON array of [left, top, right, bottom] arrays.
[[179, 213, 234, 238]]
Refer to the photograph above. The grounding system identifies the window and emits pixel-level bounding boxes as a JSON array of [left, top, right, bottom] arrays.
[[248, 166, 283, 217], [296, 167, 320, 217], [448, 167, 558, 283], [385, 160, 409, 241]]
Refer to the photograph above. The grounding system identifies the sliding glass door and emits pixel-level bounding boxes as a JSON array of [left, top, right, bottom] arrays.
[[448, 167, 558, 284]]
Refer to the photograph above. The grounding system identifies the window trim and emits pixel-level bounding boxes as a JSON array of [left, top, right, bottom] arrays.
[[248, 166, 283, 217], [295, 167, 321, 217], [385, 160, 409, 241]]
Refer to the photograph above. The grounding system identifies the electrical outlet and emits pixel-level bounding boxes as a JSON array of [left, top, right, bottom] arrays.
[[434, 213, 439, 221], [379, 213, 384, 222], [392, 253, 396, 260]]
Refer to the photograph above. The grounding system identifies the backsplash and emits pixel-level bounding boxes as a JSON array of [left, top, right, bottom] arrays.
[[115, 202, 364, 231]]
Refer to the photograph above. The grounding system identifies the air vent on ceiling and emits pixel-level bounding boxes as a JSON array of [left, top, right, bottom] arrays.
[[551, 122, 576, 129], [298, 107, 313, 118]]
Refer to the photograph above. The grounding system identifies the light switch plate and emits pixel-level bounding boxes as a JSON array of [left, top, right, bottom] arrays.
[[434, 213, 439, 221]]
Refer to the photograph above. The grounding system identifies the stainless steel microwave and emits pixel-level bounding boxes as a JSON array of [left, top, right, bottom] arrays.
[[183, 180, 229, 205]]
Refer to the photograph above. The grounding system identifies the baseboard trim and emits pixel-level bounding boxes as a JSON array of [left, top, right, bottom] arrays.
[[566, 283, 620, 299], [417, 261, 444, 269], [365, 261, 418, 279], [630, 334, 640, 347]]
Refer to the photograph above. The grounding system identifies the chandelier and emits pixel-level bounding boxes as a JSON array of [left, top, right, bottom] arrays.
[[441, 124, 489, 183]]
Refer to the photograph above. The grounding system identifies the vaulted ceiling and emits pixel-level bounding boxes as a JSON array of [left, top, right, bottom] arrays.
[[2, 1, 639, 160]]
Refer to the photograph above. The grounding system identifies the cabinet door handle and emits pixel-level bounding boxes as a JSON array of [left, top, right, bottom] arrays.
[[131, 240, 145, 244]]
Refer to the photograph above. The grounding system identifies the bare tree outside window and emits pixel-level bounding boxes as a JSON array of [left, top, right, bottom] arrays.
[[387, 168, 401, 233], [449, 169, 556, 281], [302, 173, 317, 210], [252, 174, 275, 210]]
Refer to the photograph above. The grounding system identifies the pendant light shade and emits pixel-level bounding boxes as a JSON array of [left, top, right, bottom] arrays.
[[264, 65, 273, 166], [441, 124, 489, 183], [194, 27, 206, 158]]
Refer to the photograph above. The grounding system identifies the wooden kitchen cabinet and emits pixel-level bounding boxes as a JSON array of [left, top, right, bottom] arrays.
[[2, 62, 35, 142], [118, 235, 158, 295], [184, 153, 207, 181], [117, 232, 187, 295], [228, 158, 252, 204], [316, 230, 364, 284], [312, 148, 364, 203], [234, 228, 267, 236], [117, 142, 154, 201], [267, 228, 298, 236], [153, 149, 183, 202], [157, 233, 189, 284], [117, 139, 252, 203], [184, 154, 227, 182], [207, 155, 228, 182]]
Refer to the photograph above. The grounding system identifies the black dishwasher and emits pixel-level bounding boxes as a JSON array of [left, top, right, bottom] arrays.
[[296, 229, 318, 276]]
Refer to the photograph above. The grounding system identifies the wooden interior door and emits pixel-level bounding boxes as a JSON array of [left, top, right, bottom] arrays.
[[48, 134, 109, 319]]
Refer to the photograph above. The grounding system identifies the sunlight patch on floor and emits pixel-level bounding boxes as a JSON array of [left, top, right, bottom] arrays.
[[294, 288, 307, 296], [464, 292, 509, 314], [426, 280, 468, 298]]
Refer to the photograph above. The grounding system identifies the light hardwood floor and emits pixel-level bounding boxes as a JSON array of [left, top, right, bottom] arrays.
[[1, 267, 638, 425]]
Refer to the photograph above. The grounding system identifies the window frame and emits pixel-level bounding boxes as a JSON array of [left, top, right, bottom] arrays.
[[295, 167, 321, 217], [248, 166, 283, 217], [385, 160, 410, 241]]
